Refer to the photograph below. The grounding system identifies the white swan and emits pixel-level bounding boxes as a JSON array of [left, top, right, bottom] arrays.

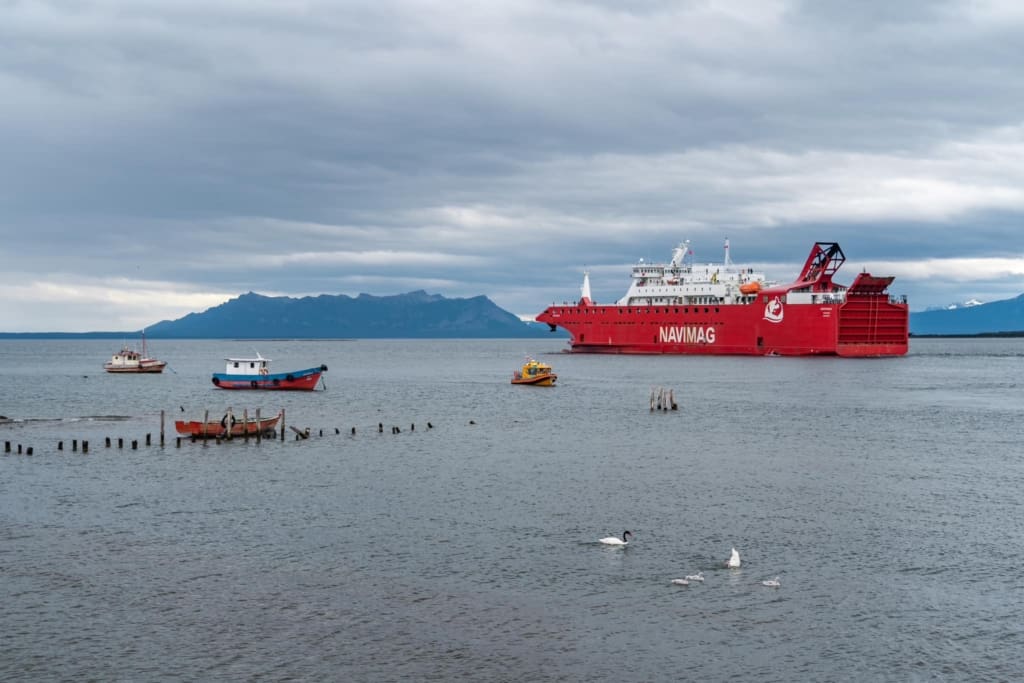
[[725, 547, 741, 568], [598, 530, 632, 546], [684, 572, 704, 582], [670, 578, 689, 586], [762, 576, 780, 587]]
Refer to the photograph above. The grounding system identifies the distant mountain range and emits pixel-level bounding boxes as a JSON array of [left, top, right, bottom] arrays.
[[2, 288, 1021, 339], [0, 290, 560, 339], [910, 293, 1024, 335]]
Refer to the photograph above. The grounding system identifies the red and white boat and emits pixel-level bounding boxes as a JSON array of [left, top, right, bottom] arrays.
[[103, 333, 167, 373], [211, 354, 327, 390], [536, 240, 909, 357]]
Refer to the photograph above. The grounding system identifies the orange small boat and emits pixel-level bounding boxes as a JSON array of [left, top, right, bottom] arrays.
[[739, 281, 762, 295]]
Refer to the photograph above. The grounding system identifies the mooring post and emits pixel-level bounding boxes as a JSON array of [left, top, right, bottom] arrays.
[[255, 408, 262, 443], [203, 409, 209, 445], [105, 437, 111, 448], [118, 438, 123, 449], [243, 408, 249, 441], [225, 407, 234, 441], [73, 439, 78, 452], [160, 410, 165, 446], [280, 409, 286, 441], [132, 440, 138, 450], [58, 441, 64, 451], [82, 441, 89, 454], [26, 447, 32, 456], [4, 441, 10, 453], [146, 433, 151, 447]]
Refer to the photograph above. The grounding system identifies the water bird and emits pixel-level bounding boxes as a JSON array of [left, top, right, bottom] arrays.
[[671, 578, 689, 586], [762, 577, 781, 588], [598, 531, 632, 546], [725, 547, 741, 568], [685, 573, 704, 582]]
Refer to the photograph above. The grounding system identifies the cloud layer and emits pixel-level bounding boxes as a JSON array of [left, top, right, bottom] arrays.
[[2, 0, 1023, 330]]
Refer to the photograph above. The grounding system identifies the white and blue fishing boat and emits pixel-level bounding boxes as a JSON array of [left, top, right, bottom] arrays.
[[211, 354, 327, 391]]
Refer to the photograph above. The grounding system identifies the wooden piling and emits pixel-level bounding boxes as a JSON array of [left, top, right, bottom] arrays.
[[256, 408, 262, 443], [160, 410, 165, 446], [58, 441, 64, 451], [26, 447, 32, 456], [105, 437, 111, 448], [118, 438, 123, 449], [203, 409, 210, 444], [225, 407, 234, 440], [73, 439, 78, 452], [4, 441, 10, 453], [243, 408, 249, 441], [146, 433, 151, 447], [132, 440, 138, 450], [82, 441, 89, 454], [280, 409, 286, 441]]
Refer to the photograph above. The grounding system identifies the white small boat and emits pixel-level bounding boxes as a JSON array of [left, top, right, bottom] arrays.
[[104, 332, 166, 373]]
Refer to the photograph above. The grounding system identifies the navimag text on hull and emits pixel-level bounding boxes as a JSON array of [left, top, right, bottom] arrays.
[[535, 240, 909, 357]]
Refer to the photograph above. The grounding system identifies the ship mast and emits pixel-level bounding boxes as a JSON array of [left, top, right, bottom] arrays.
[[724, 237, 732, 268], [580, 271, 592, 304]]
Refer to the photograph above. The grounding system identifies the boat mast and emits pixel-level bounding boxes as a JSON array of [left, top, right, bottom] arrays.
[[724, 238, 732, 269]]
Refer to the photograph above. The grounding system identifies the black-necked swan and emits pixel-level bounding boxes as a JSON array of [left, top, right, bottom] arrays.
[[725, 547, 741, 568], [762, 576, 780, 587], [685, 572, 704, 582], [670, 578, 689, 585], [599, 530, 633, 546]]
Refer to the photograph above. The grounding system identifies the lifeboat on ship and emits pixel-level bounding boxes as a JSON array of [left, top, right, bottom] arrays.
[[511, 357, 557, 386], [739, 281, 762, 295]]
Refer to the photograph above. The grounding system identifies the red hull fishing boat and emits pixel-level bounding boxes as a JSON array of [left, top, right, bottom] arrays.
[[175, 410, 283, 438], [536, 240, 909, 357], [211, 354, 327, 390]]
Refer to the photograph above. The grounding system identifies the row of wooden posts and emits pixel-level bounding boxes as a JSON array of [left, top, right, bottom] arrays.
[[2, 409, 439, 455]]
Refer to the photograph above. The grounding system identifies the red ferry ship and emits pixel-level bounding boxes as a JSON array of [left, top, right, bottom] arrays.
[[535, 240, 909, 357]]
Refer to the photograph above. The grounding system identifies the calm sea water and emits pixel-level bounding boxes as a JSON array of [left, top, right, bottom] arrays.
[[2, 338, 1023, 682]]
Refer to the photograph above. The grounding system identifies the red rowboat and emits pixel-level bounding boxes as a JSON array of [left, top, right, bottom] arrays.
[[174, 411, 283, 438]]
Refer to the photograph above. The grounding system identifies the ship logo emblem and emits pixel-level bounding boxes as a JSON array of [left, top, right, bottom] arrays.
[[764, 297, 784, 323]]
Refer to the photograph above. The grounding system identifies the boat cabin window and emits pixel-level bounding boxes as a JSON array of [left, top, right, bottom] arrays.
[[233, 362, 240, 368]]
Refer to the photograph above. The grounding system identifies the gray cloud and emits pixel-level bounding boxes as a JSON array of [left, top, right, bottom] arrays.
[[1, 0, 1023, 330]]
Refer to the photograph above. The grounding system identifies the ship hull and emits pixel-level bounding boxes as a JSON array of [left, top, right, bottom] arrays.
[[537, 299, 908, 357], [211, 366, 324, 390]]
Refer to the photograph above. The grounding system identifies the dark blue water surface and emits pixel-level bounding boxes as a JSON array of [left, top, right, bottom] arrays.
[[2, 338, 1023, 681]]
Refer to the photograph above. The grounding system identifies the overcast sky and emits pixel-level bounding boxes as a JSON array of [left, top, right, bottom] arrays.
[[2, 0, 1023, 331]]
